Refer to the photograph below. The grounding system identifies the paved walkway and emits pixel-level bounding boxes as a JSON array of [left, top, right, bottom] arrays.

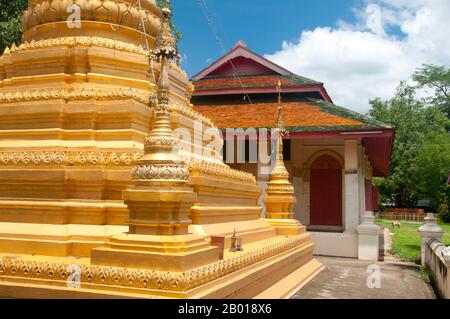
[[292, 225, 436, 299], [292, 256, 435, 299]]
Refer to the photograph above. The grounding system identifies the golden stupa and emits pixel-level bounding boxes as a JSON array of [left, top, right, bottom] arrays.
[[0, 0, 322, 298]]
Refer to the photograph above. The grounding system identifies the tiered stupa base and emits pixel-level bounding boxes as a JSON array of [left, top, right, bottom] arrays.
[[265, 219, 305, 236], [0, 0, 323, 298], [0, 232, 322, 299], [91, 233, 220, 272]]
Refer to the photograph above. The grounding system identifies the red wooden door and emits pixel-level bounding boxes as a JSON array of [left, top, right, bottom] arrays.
[[310, 155, 342, 226]]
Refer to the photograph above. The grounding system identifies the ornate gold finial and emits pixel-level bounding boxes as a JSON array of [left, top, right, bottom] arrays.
[[276, 106, 287, 134], [153, 0, 177, 61], [123, 0, 194, 237], [262, 83, 296, 221], [132, 0, 188, 183], [275, 107, 287, 163], [271, 107, 289, 176], [275, 80, 287, 136], [263, 81, 294, 219]]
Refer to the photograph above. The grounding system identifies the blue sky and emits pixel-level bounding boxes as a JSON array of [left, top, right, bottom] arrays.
[[172, 0, 360, 77], [170, 0, 450, 113]]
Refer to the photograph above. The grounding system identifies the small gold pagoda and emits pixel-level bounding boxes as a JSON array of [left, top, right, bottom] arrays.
[[263, 84, 305, 236], [0, 0, 322, 298]]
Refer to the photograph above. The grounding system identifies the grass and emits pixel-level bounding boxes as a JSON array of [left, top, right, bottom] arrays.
[[415, 266, 432, 284], [376, 219, 450, 262]]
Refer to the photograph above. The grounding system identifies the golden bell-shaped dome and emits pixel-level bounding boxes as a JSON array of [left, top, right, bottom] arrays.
[[21, 0, 162, 47]]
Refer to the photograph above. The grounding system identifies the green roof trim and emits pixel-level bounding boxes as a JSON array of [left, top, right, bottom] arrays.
[[284, 125, 384, 132], [218, 124, 383, 133], [285, 74, 321, 85], [307, 100, 392, 129]]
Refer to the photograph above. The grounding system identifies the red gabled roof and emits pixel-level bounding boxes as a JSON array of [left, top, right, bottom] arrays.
[[191, 41, 332, 102], [192, 41, 293, 80], [190, 41, 395, 178]]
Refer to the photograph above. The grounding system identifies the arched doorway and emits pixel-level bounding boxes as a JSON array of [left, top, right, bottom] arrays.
[[310, 155, 343, 226]]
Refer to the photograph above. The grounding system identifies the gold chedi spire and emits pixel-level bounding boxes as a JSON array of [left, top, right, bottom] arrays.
[[269, 79, 292, 196], [134, 2, 187, 183], [126, 0, 193, 235], [263, 82, 304, 235], [92, 1, 220, 271], [266, 106, 294, 199]]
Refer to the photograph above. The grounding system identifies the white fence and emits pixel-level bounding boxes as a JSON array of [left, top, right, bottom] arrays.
[[423, 239, 450, 299]]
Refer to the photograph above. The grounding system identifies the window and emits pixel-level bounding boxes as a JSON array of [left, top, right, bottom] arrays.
[[222, 138, 258, 164], [222, 140, 227, 162], [283, 139, 291, 161], [245, 140, 250, 162]]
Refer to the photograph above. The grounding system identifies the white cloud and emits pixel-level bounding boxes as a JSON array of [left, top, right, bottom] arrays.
[[265, 0, 450, 114], [365, 4, 386, 36]]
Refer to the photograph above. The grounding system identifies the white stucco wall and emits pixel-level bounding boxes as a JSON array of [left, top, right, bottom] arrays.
[[228, 136, 376, 259]]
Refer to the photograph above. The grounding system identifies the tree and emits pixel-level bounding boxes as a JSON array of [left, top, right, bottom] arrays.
[[369, 82, 449, 209], [0, 0, 28, 54], [413, 133, 450, 210], [414, 64, 450, 120]]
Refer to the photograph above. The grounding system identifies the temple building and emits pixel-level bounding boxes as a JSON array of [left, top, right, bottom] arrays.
[[0, 0, 323, 298], [192, 41, 395, 259]]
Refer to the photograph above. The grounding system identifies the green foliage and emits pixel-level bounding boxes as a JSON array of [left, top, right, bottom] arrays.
[[376, 219, 450, 262], [369, 81, 450, 209], [414, 64, 450, 120], [416, 267, 431, 284], [0, 0, 27, 54], [438, 195, 450, 223], [414, 133, 450, 209]]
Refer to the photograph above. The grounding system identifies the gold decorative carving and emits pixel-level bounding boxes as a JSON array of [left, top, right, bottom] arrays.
[[266, 184, 294, 193], [0, 151, 142, 166], [144, 136, 177, 147], [132, 164, 189, 181], [0, 87, 155, 105], [3, 36, 150, 55], [22, 0, 162, 36], [152, 4, 177, 59], [0, 236, 302, 293], [188, 162, 256, 184]]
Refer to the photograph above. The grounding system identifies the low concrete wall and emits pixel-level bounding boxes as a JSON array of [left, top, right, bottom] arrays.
[[424, 239, 450, 299], [310, 232, 358, 258]]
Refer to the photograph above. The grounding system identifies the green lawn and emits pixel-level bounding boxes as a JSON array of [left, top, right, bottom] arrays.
[[376, 219, 450, 262]]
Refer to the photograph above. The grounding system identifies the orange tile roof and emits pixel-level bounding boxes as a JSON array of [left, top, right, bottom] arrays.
[[194, 75, 291, 89], [194, 102, 365, 129]]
